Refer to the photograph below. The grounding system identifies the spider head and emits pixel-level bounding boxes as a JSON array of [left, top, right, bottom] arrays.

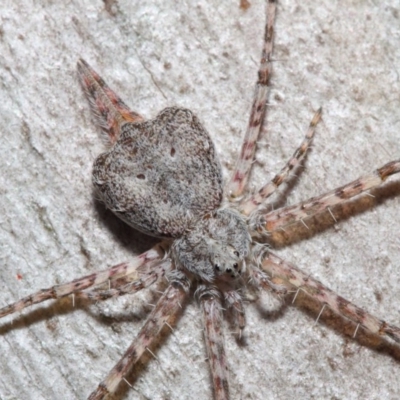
[[210, 244, 245, 281], [173, 208, 251, 283]]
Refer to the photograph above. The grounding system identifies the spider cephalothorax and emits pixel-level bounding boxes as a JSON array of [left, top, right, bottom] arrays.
[[173, 208, 251, 282]]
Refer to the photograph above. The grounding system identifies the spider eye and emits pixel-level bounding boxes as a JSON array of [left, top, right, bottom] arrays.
[[233, 263, 239, 269], [234, 250, 239, 257], [214, 264, 221, 271]]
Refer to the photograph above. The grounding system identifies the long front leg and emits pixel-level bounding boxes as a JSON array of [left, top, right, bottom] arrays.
[[88, 272, 190, 400], [0, 243, 164, 319], [199, 287, 230, 400], [75, 259, 171, 302], [261, 251, 400, 343]]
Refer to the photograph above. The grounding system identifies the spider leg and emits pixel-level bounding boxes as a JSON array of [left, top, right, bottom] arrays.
[[261, 251, 400, 343], [255, 160, 400, 233], [77, 58, 144, 145], [0, 243, 164, 318], [75, 259, 171, 302], [224, 288, 246, 336], [248, 265, 287, 296], [198, 287, 230, 400], [240, 108, 321, 215], [87, 272, 190, 400], [226, 0, 276, 200]]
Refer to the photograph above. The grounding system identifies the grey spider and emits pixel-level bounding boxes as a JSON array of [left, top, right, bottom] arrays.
[[1, 1, 400, 399]]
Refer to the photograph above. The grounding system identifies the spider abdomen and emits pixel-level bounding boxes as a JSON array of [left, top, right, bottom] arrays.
[[92, 107, 223, 238]]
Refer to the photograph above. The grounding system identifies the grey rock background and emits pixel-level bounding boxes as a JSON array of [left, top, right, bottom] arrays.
[[0, 0, 399, 399]]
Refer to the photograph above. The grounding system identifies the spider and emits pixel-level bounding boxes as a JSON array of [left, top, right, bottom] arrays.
[[1, 0, 400, 399]]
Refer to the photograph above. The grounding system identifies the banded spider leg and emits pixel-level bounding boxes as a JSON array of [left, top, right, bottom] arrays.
[[0, 244, 166, 319]]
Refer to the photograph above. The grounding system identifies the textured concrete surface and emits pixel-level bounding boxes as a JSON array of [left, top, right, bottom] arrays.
[[0, 1, 400, 399]]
